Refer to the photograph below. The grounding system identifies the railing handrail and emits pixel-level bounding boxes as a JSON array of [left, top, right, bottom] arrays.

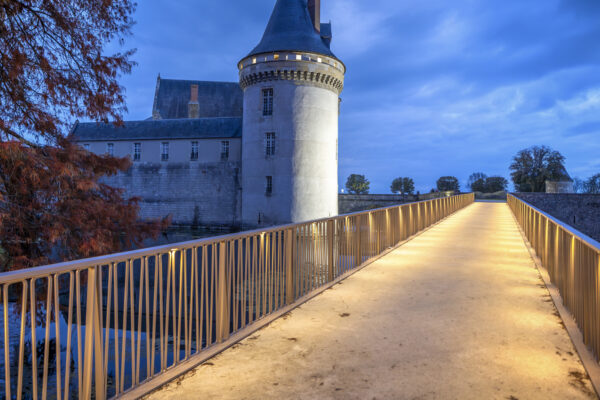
[[0, 193, 475, 400], [0, 193, 470, 285], [508, 193, 600, 252]]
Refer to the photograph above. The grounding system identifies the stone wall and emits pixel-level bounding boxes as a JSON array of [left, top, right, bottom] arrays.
[[339, 192, 451, 214], [514, 193, 600, 242], [105, 162, 242, 227]]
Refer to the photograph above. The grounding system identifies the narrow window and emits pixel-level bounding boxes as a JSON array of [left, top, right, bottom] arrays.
[[83, 144, 90, 151], [106, 143, 114, 156], [265, 176, 273, 196], [161, 142, 169, 161], [265, 132, 276, 157], [191, 141, 199, 161], [133, 143, 141, 161], [221, 141, 230, 161], [262, 88, 273, 116]]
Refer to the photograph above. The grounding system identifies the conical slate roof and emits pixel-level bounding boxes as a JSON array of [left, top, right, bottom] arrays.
[[248, 0, 336, 59]]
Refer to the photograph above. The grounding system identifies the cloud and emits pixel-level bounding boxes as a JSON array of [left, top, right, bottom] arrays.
[[109, 0, 600, 193], [322, 0, 391, 58]]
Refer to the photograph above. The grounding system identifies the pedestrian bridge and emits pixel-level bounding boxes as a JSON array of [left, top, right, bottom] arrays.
[[1, 194, 600, 399]]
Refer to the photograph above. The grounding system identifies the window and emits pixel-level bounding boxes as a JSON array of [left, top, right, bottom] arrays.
[[265, 132, 276, 157], [191, 141, 199, 161], [133, 143, 141, 161], [221, 141, 230, 161], [83, 144, 90, 151], [161, 142, 169, 161], [106, 143, 114, 156], [262, 88, 273, 116], [265, 176, 273, 196]]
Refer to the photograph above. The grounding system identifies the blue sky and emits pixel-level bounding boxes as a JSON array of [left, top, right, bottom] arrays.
[[114, 0, 600, 193]]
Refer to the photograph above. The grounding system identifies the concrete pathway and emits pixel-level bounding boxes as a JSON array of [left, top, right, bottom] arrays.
[[148, 202, 596, 400]]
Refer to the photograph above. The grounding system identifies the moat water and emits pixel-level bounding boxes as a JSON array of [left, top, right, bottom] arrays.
[[143, 225, 240, 248]]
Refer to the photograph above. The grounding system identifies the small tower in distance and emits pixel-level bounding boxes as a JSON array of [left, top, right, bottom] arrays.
[[239, 0, 345, 227]]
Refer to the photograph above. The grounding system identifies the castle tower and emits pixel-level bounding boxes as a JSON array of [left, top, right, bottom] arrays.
[[239, 0, 345, 227]]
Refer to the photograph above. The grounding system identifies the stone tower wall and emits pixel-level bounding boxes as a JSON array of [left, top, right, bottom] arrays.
[[239, 53, 345, 227]]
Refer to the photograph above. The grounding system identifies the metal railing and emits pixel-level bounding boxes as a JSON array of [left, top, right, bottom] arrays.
[[508, 194, 600, 361], [0, 193, 474, 399]]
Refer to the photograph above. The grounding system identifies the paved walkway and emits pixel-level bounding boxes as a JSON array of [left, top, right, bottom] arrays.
[[148, 202, 596, 400]]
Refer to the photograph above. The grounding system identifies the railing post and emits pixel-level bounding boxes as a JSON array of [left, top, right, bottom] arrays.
[[82, 266, 105, 400], [355, 215, 362, 267], [327, 220, 335, 282], [286, 228, 295, 304], [216, 242, 230, 342]]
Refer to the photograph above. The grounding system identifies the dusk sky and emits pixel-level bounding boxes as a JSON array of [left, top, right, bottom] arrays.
[[113, 0, 600, 193]]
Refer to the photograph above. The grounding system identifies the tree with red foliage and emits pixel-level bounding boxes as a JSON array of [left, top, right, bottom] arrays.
[[0, 0, 136, 143], [0, 140, 167, 271], [0, 1, 169, 269]]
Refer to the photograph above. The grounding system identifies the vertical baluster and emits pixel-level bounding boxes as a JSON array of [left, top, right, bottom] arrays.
[[120, 260, 130, 390], [53, 275, 62, 400], [113, 264, 121, 394], [16, 281, 28, 400], [150, 255, 160, 378], [163, 254, 171, 371], [194, 248, 201, 350], [2, 285, 11, 400], [208, 245, 215, 346], [30, 279, 39, 400], [158, 254, 166, 372], [187, 249, 196, 358], [144, 257, 151, 377], [42, 277, 53, 400], [103, 266, 112, 395], [76, 271, 83, 398], [136, 258, 145, 384], [129, 260, 136, 382]]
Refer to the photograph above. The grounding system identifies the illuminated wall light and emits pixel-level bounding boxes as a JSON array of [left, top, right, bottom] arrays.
[[274, 54, 279, 60], [296, 54, 302, 61], [317, 57, 322, 63], [252, 58, 257, 64]]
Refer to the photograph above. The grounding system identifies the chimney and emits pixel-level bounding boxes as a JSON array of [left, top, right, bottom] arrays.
[[188, 84, 199, 119], [308, 0, 320, 33]]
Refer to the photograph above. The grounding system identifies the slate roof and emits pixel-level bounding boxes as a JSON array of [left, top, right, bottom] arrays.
[[152, 79, 243, 119], [248, 0, 336, 59], [73, 118, 242, 142]]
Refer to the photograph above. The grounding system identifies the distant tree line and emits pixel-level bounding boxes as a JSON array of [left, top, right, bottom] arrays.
[[345, 144, 597, 196], [467, 173, 508, 193], [573, 174, 600, 194]]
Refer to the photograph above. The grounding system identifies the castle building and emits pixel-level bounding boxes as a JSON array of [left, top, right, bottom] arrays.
[[74, 0, 345, 228]]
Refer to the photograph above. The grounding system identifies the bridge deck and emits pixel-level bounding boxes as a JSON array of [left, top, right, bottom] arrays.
[[147, 202, 596, 400]]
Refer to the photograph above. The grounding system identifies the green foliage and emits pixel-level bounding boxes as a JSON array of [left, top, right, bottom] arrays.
[[509, 146, 568, 192], [467, 172, 487, 191], [436, 176, 460, 192], [468, 172, 509, 193], [584, 174, 600, 194], [484, 176, 509, 193], [345, 174, 370, 194], [390, 177, 415, 195], [470, 178, 487, 192]]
